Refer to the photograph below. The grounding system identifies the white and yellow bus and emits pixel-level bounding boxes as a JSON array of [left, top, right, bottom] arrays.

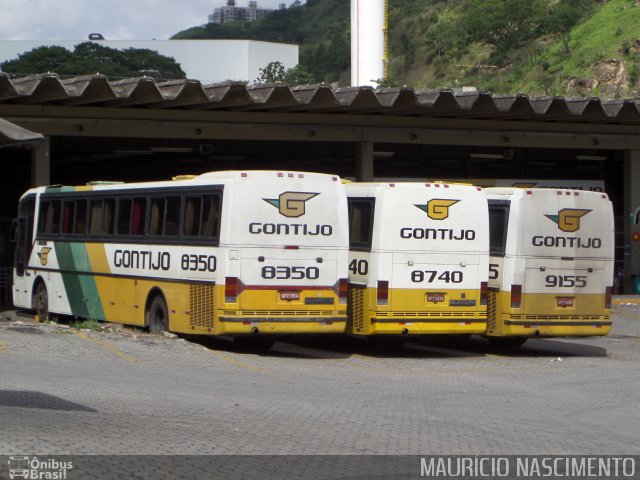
[[485, 187, 614, 346], [345, 182, 489, 336], [12, 171, 349, 345]]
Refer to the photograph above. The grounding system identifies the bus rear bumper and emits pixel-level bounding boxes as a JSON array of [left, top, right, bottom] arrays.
[[218, 316, 347, 334], [489, 318, 612, 337], [363, 318, 487, 335]]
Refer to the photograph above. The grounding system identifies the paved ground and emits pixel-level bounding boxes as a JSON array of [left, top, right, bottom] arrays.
[[0, 307, 638, 477]]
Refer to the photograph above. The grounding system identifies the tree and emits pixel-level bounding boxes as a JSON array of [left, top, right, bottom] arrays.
[[1, 46, 73, 75], [283, 64, 316, 85], [256, 61, 287, 83], [255, 61, 317, 85], [463, 0, 546, 62], [0, 43, 185, 79], [546, 0, 594, 54]]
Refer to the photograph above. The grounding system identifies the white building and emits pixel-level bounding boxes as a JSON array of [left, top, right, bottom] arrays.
[[0, 39, 299, 84]]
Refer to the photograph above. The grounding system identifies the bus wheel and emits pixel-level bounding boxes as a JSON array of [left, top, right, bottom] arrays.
[[487, 336, 528, 347], [146, 296, 168, 335], [33, 282, 49, 321], [234, 336, 276, 351]]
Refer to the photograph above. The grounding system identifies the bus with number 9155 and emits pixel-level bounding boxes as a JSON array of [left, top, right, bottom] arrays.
[[11, 171, 349, 348], [485, 187, 614, 346]]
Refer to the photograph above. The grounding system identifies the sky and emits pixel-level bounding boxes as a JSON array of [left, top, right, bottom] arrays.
[[0, 0, 305, 41]]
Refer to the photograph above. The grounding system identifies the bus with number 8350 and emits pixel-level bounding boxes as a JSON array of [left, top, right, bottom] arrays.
[[11, 170, 349, 348]]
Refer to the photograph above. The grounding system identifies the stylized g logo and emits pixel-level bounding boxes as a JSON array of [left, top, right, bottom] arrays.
[[545, 208, 591, 232], [38, 247, 52, 266], [264, 192, 319, 218], [414, 199, 460, 220]]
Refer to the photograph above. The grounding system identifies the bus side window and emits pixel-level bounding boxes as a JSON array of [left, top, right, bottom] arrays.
[[43, 200, 61, 234], [149, 198, 165, 236], [62, 200, 75, 234], [201, 195, 220, 238], [117, 199, 132, 235], [103, 199, 115, 235], [183, 197, 202, 237], [89, 199, 115, 236], [348, 198, 375, 251], [37, 200, 50, 235], [131, 198, 146, 236], [165, 197, 180, 236], [74, 200, 87, 235], [488, 201, 510, 256]]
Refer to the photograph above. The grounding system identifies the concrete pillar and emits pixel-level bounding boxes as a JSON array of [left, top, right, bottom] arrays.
[[31, 136, 50, 186], [623, 149, 640, 294], [355, 141, 374, 181]]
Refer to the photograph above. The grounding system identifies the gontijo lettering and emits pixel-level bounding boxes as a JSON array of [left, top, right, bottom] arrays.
[[114, 249, 171, 270]]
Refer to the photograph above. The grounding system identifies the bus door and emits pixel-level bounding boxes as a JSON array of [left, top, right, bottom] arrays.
[[12, 195, 35, 277]]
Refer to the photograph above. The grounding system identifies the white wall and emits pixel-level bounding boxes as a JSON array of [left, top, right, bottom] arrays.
[[0, 39, 299, 84]]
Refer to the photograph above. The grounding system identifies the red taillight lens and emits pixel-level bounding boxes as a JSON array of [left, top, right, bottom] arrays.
[[377, 280, 389, 305], [605, 286, 612, 309], [337, 278, 348, 304], [225, 277, 240, 303], [480, 281, 488, 306], [510, 284, 522, 308]]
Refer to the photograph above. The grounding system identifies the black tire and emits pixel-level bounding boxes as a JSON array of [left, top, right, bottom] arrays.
[[234, 336, 276, 351], [146, 296, 169, 335], [487, 336, 528, 347], [33, 281, 49, 321]]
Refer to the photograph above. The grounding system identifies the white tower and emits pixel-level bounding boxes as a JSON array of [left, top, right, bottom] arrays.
[[351, 0, 386, 87]]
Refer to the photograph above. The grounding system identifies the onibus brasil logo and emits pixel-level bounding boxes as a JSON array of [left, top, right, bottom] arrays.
[[545, 208, 592, 232], [414, 199, 460, 220], [8, 456, 73, 479], [263, 192, 319, 218]]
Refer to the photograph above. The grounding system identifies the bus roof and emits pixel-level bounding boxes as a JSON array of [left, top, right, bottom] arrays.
[[22, 170, 342, 198]]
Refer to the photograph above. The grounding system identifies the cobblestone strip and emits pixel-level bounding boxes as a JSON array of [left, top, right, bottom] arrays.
[[203, 348, 271, 375], [72, 331, 140, 364]]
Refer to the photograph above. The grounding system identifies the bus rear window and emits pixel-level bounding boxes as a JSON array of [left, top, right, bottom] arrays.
[[488, 201, 510, 256], [348, 198, 375, 251]]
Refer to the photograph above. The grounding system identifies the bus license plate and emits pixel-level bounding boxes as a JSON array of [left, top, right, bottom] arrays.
[[279, 291, 300, 301], [427, 293, 446, 303], [557, 297, 574, 307]]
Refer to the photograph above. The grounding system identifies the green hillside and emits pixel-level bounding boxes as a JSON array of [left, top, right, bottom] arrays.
[[388, 0, 640, 97], [176, 0, 640, 97]]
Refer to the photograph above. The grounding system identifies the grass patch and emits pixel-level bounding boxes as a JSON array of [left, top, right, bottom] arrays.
[[72, 318, 102, 331]]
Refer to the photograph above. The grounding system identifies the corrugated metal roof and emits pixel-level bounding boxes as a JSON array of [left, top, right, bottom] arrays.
[[1, 72, 639, 124]]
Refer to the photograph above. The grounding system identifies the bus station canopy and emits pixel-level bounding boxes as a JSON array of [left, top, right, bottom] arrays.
[[0, 117, 43, 147], [1, 72, 639, 124]]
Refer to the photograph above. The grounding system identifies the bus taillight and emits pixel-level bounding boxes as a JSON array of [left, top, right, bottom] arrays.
[[377, 280, 389, 305], [605, 286, 612, 309], [480, 281, 488, 306], [335, 278, 348, 304], [225, 277, 241, 303], [510, 284, 522, 308]]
